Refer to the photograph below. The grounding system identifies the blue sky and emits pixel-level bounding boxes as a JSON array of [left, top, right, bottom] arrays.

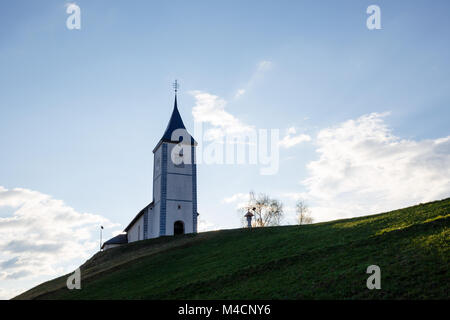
[[1, 0, 449, 298]]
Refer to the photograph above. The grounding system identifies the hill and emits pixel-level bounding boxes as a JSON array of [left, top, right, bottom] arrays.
[[15, 198, 449, 299]]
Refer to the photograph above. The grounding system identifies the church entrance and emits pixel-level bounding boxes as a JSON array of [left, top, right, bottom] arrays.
[[174, 221, 184, 235]]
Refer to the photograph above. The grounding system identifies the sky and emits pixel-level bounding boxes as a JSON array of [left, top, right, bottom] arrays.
[[1, 0, 449, 299]]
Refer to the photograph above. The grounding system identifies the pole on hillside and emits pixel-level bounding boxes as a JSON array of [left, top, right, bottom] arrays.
[[100, 225, 104, 250]]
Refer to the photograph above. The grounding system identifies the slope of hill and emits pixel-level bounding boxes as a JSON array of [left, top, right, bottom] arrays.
[[15, 198, 449, 300]]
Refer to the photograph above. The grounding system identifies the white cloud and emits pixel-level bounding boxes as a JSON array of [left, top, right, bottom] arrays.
[[0, 287, 23, 300], [191, 91, 254, 141], [301, 112, 450, 222], [0, 186, 119, 298], [222, 193, 250, 209], [197, 219, 217, 232], [222, 193, 249, 204], [282, 205, 298, 224], [279, 127, 311, 148]]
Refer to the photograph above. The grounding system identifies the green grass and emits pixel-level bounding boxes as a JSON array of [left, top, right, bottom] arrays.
[[15, 198, 450, 300]]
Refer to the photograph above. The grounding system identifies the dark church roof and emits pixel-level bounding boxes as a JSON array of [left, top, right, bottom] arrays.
[[153, 95, 196, 152], [101, 233, 128, 249]]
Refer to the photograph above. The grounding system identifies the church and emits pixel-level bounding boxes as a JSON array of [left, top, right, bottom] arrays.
[[102, 89, 198, 250]]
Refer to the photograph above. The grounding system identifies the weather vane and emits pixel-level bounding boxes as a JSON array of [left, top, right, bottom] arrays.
[[173, 79, 179, 94]]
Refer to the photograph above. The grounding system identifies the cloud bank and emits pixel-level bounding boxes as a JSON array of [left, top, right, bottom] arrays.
[[302, 112, 450, 221], [0, 186, 119, 298]]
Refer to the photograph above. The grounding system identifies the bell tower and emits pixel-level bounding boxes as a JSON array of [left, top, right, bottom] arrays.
[[152, 83, 197, 237]]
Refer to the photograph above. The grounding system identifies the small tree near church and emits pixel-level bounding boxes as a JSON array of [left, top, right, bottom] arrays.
[[241, 191, 283, 227], [296, 200, 313, 225]]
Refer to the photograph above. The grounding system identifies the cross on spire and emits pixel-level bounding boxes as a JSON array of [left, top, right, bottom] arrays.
[[173, 80, 179, 94]]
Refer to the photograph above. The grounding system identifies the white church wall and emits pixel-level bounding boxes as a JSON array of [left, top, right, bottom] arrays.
[[128, 215, 144, 243], [165, 143, 196, 236], [165, 200, 193, 235], [166, 173, 193, 201]]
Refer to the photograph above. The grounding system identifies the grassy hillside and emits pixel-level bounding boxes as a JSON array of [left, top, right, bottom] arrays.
[[15, 198, 449, 300]]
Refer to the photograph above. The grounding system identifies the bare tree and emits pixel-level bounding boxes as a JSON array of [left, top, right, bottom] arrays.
[[296, 200, 313, 225], [241, 191, 283, 227]]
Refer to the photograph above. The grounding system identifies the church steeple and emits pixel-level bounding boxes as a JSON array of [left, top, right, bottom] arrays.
[[160, 94, 187, 142], [153, 81, 196, 153]]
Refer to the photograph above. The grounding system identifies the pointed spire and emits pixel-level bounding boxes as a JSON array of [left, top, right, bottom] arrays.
[[153, 81, 197, 152], [161, 95, 187, 142]]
